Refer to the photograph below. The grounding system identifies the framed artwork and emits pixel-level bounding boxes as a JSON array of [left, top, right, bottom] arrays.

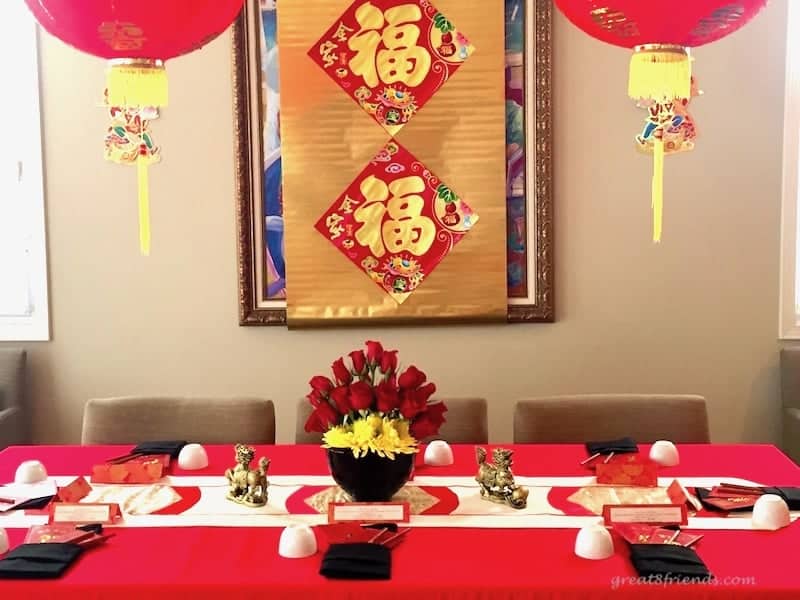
[[234, 0, 553, 325]]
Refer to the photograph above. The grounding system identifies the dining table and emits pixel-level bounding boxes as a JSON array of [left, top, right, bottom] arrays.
[[0, 442, 799, 599]]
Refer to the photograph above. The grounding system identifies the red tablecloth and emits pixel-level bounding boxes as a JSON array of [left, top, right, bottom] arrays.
[[0, 443, 798, 599]]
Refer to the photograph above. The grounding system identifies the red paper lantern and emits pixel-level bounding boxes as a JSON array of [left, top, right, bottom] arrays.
[[25, 0, 245, 254], [554, 1, 767, 241]]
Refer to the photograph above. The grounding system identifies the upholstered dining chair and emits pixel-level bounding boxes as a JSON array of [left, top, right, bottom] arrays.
[[513, 394, 710, 444], [81, 396, 276, 445], [0, 348, 28, 449], [294, 397, 489, 444]]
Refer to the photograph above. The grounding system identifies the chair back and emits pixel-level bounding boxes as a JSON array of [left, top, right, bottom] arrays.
[[294, 397, 488, 444], [81, 396, 275, 445], [780, 348, 800, 462], [513, 394, 709, 443], [0, 348, 28, 448]]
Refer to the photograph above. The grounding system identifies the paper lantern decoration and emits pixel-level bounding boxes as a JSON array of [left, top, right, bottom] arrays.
[[554, 1, 767, 241], [25, 0, 245, 254]]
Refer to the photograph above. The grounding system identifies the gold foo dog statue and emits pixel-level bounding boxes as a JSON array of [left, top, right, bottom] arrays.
[[475, 447, 529, 509], [225, 444, 270, 507]]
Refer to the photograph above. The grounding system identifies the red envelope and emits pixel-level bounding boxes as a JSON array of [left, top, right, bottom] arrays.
[[92, 455, 166, 483], [596, 456, 658, 487], [613, 523, 702, 547], [57, 476, 92, 503], [316, 522, 379, 545], [666, 479, 702, 511]]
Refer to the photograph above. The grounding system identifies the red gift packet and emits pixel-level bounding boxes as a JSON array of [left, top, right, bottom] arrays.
[[666, 479, 703, 511], [595, 455, 658, 487], [91, 454, 168, 484], [57, 476, 92, 503], [613, 523, 702, 547]]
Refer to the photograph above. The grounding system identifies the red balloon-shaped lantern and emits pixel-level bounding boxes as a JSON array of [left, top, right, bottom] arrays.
[[25, 0, 245, 254], [554, 1, 767, 241]]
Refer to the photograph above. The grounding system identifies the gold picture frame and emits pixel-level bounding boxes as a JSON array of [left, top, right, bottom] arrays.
[[233, 0, 553, 325]]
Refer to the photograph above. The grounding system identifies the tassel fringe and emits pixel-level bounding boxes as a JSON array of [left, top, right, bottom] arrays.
[[651, 138, 664, 243], [107, 61, 168, 108], [629, 45, 691, 101]]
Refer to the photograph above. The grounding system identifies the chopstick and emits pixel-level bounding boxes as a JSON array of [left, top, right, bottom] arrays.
[[603, 452, 615, 464], [666, 529, 681, 544], [580, 452, 601, 465]]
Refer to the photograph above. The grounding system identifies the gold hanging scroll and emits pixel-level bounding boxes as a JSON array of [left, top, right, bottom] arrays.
[[278, 0, 507, 326]]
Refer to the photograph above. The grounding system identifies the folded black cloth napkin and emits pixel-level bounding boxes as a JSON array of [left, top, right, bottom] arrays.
[[319, 543, 391, 580], [629, 544, 712, 582], [762, 487, 800, 510], [586, 437, 638, 456], [6, 495, 55, 511], [0, 543, 84, 579], [132, 441, 187, 459]]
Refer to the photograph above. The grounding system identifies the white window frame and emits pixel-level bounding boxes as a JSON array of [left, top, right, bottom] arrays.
[[0, 6, 49, 341]]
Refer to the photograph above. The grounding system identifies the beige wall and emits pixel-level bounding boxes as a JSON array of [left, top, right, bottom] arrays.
[[7, 2, 788, 444]]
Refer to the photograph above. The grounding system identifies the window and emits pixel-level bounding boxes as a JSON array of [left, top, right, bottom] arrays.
[[0, 3, 49, 341]]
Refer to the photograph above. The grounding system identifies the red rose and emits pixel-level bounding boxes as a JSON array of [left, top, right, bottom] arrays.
[[349, 350, 367, 375], [329, 386, 352, 415], [410, 402, 447, 440], [349, 380, 374, 411], [309, 375, 333, 395], [306, 389, 323, 407], [398, 365, 426, 390], [399, 388, 426, 419], [375, 378, 400, 413], [380, 350, 398, 374], [304, 401, 339, 433], [416, 382, 436, 404], [331, 357, 352, 385], [365, 340, 384, 365]]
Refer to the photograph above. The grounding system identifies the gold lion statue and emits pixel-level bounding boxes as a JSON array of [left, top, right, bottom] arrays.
[[225, 444, 270, 507], [476, 447, 529, 509]]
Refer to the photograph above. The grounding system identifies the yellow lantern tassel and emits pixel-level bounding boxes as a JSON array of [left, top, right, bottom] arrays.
[[629, 44, 691, 101], [651, 138, 664, 243], [137, 154, 151, 256], [107, 59, 169, 108]]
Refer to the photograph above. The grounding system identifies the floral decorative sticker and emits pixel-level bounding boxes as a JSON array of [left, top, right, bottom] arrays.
[[309, 0, 474, 136], [315, 139, 478, 304]]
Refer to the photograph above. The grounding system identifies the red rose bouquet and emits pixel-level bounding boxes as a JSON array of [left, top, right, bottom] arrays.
[[305, 341, 447, 458]]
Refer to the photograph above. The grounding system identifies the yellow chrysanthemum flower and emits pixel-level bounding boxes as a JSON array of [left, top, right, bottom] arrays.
[[322, 411, 419, 459]]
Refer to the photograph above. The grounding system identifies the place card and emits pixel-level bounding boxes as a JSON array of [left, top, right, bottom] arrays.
[[328, 502, 409, 524], [49, 502, 120, 524], [603, 504, 688, 526]]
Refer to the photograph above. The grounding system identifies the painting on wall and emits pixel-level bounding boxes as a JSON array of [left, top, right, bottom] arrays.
[[234, 0, 553, 325]]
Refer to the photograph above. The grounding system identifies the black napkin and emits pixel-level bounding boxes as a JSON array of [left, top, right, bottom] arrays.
[[761, 487, 800, 510], [695, 488, 755, 513], [629, 544, 712, 582], [0, 543, 84, 579], [586, 437, 638, 456], [4, 495, 55, 511], [319, 543, 391, 580], [132, 441, 187, 459]]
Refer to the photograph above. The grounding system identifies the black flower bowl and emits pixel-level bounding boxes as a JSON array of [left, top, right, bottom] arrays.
[[327, 448, 414, 502]]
